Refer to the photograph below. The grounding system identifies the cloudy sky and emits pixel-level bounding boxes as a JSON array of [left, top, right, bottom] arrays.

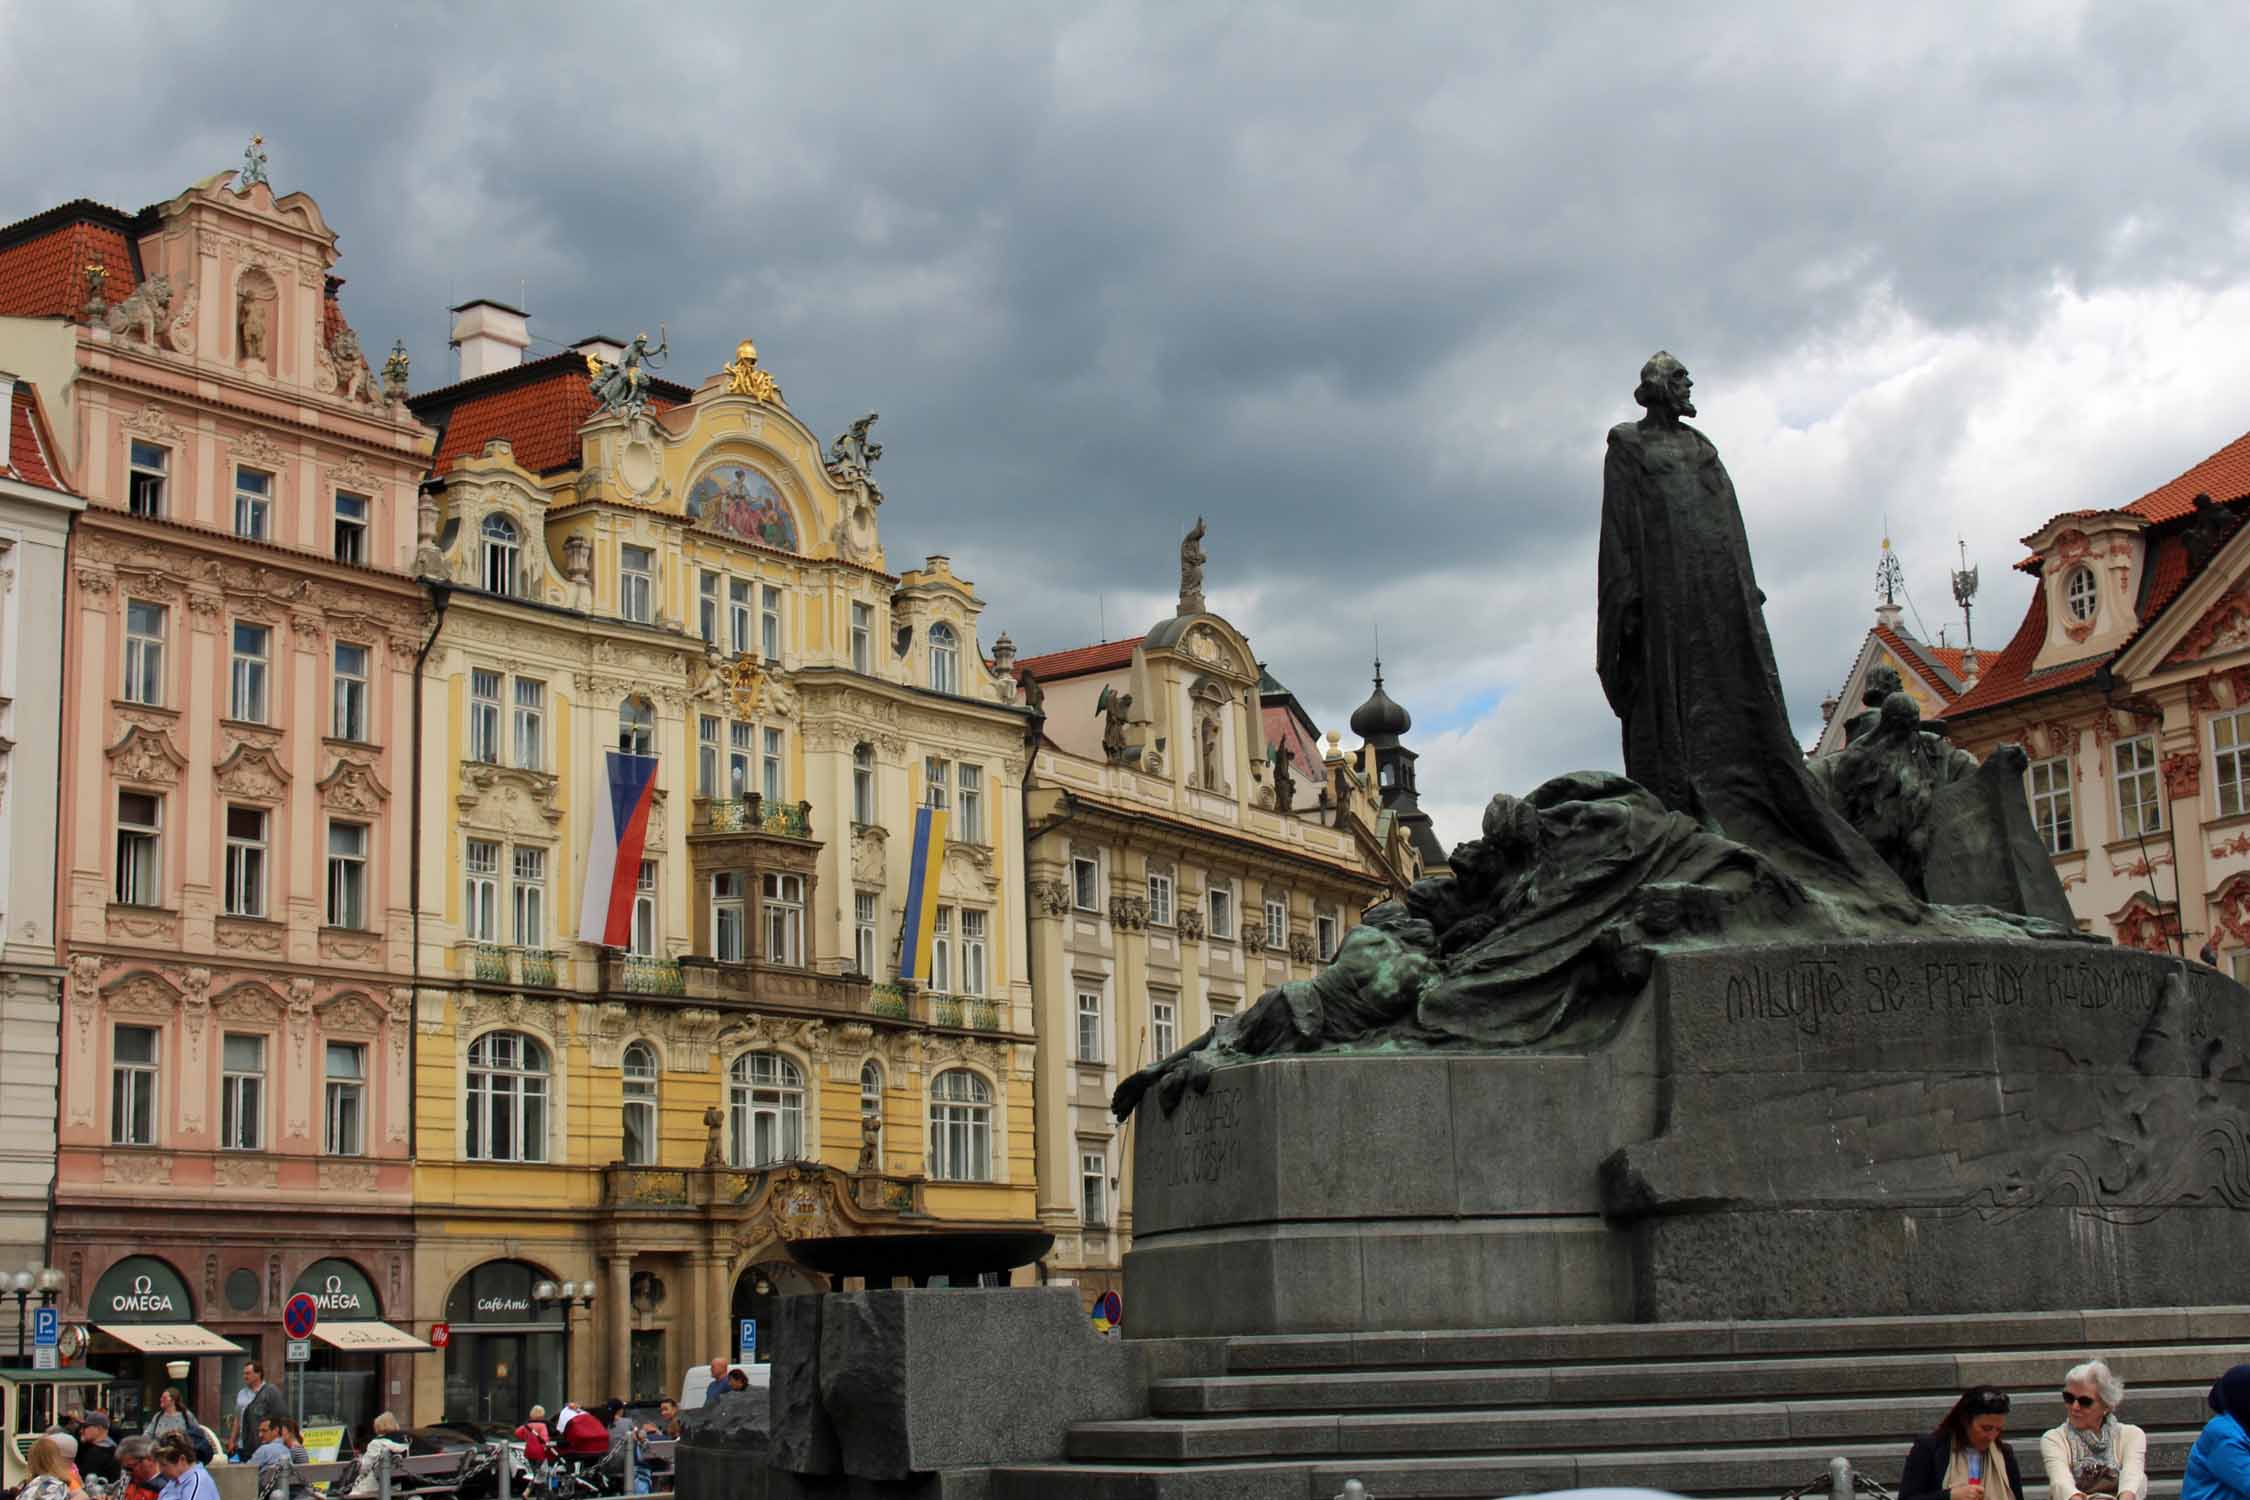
[[12, 2, 2250, 849]]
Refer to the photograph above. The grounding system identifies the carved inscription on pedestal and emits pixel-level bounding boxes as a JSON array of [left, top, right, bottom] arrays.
[[1143, 1083, 1245, 1191], [1719, 954, 2163, 1037]]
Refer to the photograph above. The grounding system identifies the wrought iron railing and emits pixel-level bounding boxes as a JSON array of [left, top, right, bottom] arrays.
[[930, 995, 964, 1028], [520, 950, 560, 988], [867, 983, 910, 1020], [473, 944, 510, 983], [615, 955, 685, 996], [968, 999, 1002, 1031], [701, 796, 814, 839]]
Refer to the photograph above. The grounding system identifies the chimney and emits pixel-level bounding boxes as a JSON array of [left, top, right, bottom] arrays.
[[449, 299, 530, 380], [571, 335, 625, 368], [1874, 600, 1904, 632]]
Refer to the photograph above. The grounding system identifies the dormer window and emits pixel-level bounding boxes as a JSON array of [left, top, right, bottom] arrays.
[[929, 623, 960, 694], [481, 515, 520, 597], [2064, 566, 2098, 622]]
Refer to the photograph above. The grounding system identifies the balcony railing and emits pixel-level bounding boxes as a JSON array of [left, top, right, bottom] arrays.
[[695, 794, 815, 840], [520, 950, 561, 988], [867, 984, 910, 1020], [606, 952, 870, 1015], [600, 1163, 927, 1215], [611, 954, 686, 996], [473, 944, 510, 983]]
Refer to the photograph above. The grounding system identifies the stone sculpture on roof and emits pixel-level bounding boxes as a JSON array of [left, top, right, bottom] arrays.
[[235, 135, 269, 195], [588, 326, 667, 417], [1114, 352, 2098, 1123], [828, 412, 882, 475], [1095, 684, 1133, 765], [1178, 517, 1207, 616]]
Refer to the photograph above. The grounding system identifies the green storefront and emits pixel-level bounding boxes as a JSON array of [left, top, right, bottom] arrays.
[[88, 1257, 242, 1431], [289, 1259, 430, 1442]]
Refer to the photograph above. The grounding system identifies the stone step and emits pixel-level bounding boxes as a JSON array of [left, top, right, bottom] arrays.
[[1073, 1388, 2218, 1463], [1222, 1308, 2250, 1372], [1150, 1344, 2250, 1413]]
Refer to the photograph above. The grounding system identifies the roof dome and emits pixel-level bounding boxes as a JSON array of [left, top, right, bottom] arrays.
[[1349, 665, 1411, 740]]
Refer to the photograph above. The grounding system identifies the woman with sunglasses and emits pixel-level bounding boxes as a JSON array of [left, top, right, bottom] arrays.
[[2043, 1361, 2147, 1500], [2185, 1364, 2250, 1500], [1903, 1388, 2025, 1500]]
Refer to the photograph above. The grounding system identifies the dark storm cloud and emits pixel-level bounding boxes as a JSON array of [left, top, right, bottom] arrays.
[[10, 2, 2250, 846]]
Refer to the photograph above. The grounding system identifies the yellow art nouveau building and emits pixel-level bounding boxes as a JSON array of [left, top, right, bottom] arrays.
[[402, 309, 1037, 1420]]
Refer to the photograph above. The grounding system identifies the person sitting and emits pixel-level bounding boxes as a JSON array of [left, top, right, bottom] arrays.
[[344, 1413, 410, 1499], [76, 1413, 121, 1486], [116, 1436, 162, 1500], [558, 1403, 611, 1461], [515, 1405, 553, 1464], [18, 1435, 85, 1500], [1903, 1388, 2025, 1500], [2186, 1364, 2250, 1500], [704, 1356, 728, 1404], [247, 1417, 293, 1472], [725, 1368, 750, 1394], [2045, 1361, 2148, 1500], [151, 1432, 218, 1500]]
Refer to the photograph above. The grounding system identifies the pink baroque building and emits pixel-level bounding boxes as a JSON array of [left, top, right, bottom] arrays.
[[0, 158, 434, 1431]]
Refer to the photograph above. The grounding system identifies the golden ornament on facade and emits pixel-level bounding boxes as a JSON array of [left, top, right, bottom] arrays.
[[718, 652, 768, 719], [721, 339, 781, 403]]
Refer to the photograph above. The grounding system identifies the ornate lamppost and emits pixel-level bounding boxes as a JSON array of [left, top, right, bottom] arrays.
[[9, 1266, 64, 1359], [531, 1280, 598, 1404]]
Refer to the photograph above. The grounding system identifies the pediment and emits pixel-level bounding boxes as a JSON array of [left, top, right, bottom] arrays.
[[214, 741, 292, 802], [213, 981, 287, 1023], [457, 763, 564, 836], [318, 756, 391, 814], [107, 724, 189, 786], [104, 970, 184, 1020], [316, 989, 383, 1035], [2162, 582, 2250, 668]]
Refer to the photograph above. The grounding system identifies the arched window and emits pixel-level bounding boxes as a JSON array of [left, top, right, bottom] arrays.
[[928, 623, 960, 695], [621, 1042, 658, 1166], [860, 1059, 884, 1161], [852, 743, 877, 825], [928, 1069, 992, 1182], [618, 696, 655, 755], [466, 1031, 549, 1163], [2065, 566, 2099, 623], [728, 1052, 805, 1167], [481, 515, 520, 597]]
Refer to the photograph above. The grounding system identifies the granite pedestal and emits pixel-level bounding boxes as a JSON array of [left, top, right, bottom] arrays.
[[1127, 937, 2250, 1334]]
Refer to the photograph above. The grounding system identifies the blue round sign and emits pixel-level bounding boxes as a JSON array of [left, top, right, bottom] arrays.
[[283, 1292, 319, 1340]]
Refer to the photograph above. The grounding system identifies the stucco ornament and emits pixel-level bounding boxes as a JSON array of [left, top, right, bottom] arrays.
[[721, 339, 780, 402], [382, 340, 411, 401], [587, 326, 667, 417], [105, 276, 175, 347]]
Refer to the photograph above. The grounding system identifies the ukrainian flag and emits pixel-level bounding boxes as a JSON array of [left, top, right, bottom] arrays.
[[896, 803, 949, 983]]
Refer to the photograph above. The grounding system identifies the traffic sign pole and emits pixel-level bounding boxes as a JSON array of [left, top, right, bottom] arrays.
[[282, 1292, 319, 1430]]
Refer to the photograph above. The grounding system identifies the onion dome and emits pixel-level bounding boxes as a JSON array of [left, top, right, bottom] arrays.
[[1349, 664, 1411, 742]]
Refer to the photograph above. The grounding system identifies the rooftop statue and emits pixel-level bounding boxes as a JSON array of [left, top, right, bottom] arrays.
[[234, 135, 268, 195], [588, 326, 667, 417], [1114, 354, 2094, 1123], [1178, 517, 1207, 616], [828, 412, 882, 474], [723, 338, 781, 403]]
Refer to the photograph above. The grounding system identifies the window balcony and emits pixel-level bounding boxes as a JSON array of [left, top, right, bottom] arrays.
[[600, 951, 869, 1015], [463, 942, 567, 989], [864, 986, 1005, 1031], [693, 794, 816, 841], [599, 1161, 928, 1216], [608, 953, 686, 996]]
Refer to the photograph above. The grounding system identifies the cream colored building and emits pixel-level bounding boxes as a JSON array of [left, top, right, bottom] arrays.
[[1014, 565, 1430, 1303], [403, 313, 1041, 1418]]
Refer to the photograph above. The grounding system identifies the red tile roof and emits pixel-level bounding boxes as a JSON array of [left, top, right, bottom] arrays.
[[5, 381, 69, 492], [1948, 532, 2193, 717], [414, 353, 686, 475], [1013, 636, 1145, 683], [1872, 625, 1965, 701], [1923, 643, 1971, 677], [1261, 703, 1325, 775], [0, 201, 143, 319]]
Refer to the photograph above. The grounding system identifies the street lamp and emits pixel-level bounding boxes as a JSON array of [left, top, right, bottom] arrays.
[[531, 1280, 597, 1406], [10, 1266, 62, 1360]]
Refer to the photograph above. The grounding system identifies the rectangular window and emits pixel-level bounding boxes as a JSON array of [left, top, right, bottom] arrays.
[[622, 1047, 657, 1166], [332, 642, 370, 741], [854, 891, 878, 977], [326, 821, 368, 929], [128, 442, 168, 518], [698, 571, 720, 646], [960, 909, 988, 997], [2028, 756, 2075, 856], [111, 1024, 158, 1146], [324, 1042, 365, 1156], [220, 1033, 264, 1152], [465, 839, 500, 942], [2217, 712, 2250, 818], [234, 466, 272, 540], [513, 845, 547, 948], [764, 872, 805, 966], [763, 726, 785, 804], [699, 715, 722, 797], [230, 621, 271, 722], [513, 678, 545, 770], [853, 747, 877, 825], [1072, 856, 1099, 912], [729, 722, 754, 798], [850, 602, 872, 673], [729, 578, 753, 654], [761, 585, 783, 659], [1264, 898, 1287, 950], [2116, 734, 2164, 839], [1076, 991, 1103, 1063], [333, 492, 370, 565], [1209, 885, 1234, 939], [468, 669, 502, 764], [1317, 912, 1340, 962], [1081, 1151, 1108, 1227], [124, 600, 166, 705], [630, 860, 658, 958], [957, 764, 984, 843], [929, 906, 952, 993], [712, 872, 746, 962], [116, 791, 162, 906], [1152, 996, 1177, 1058], [223, 805, 268, 918], [924, 756, 950, 811], [620, 545, 654, 624], [1148, 872, 1174, 927]]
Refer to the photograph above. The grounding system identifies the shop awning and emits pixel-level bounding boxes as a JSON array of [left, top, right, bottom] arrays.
[[97, 1324, 244, 1355], [311, 1322, 432, 1354]]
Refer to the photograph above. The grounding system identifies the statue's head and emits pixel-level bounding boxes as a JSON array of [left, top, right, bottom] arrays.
[[1635, 351, 1695, 419], [1864, 665, 1903, 706]]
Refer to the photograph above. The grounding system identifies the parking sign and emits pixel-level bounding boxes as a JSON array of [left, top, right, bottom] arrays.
[[739, 1318, 756, 1364], [33, 1308, 57, 1346]]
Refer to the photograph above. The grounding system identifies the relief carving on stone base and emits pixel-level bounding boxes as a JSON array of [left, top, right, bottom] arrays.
[[106, 907, 181, 945], [318, 1162, 378, 1192], [319, 929, 383, 965], [214, 1156, 278, 1190], [102, 1152, 174, 1186]]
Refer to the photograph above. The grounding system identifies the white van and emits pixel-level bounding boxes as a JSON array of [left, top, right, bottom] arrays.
[[676, 1363, 769, 1413]]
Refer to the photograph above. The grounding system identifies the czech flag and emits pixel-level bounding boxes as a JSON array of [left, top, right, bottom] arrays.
[[577, 751, 660, 947], [894, 803, 948, 983]]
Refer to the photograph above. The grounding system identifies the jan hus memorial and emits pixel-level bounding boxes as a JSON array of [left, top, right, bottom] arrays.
[[1116, 352, 2250, 1336]]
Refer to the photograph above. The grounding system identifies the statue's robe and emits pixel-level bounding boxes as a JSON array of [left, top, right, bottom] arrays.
[[1597, 421, 1913, 915]]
